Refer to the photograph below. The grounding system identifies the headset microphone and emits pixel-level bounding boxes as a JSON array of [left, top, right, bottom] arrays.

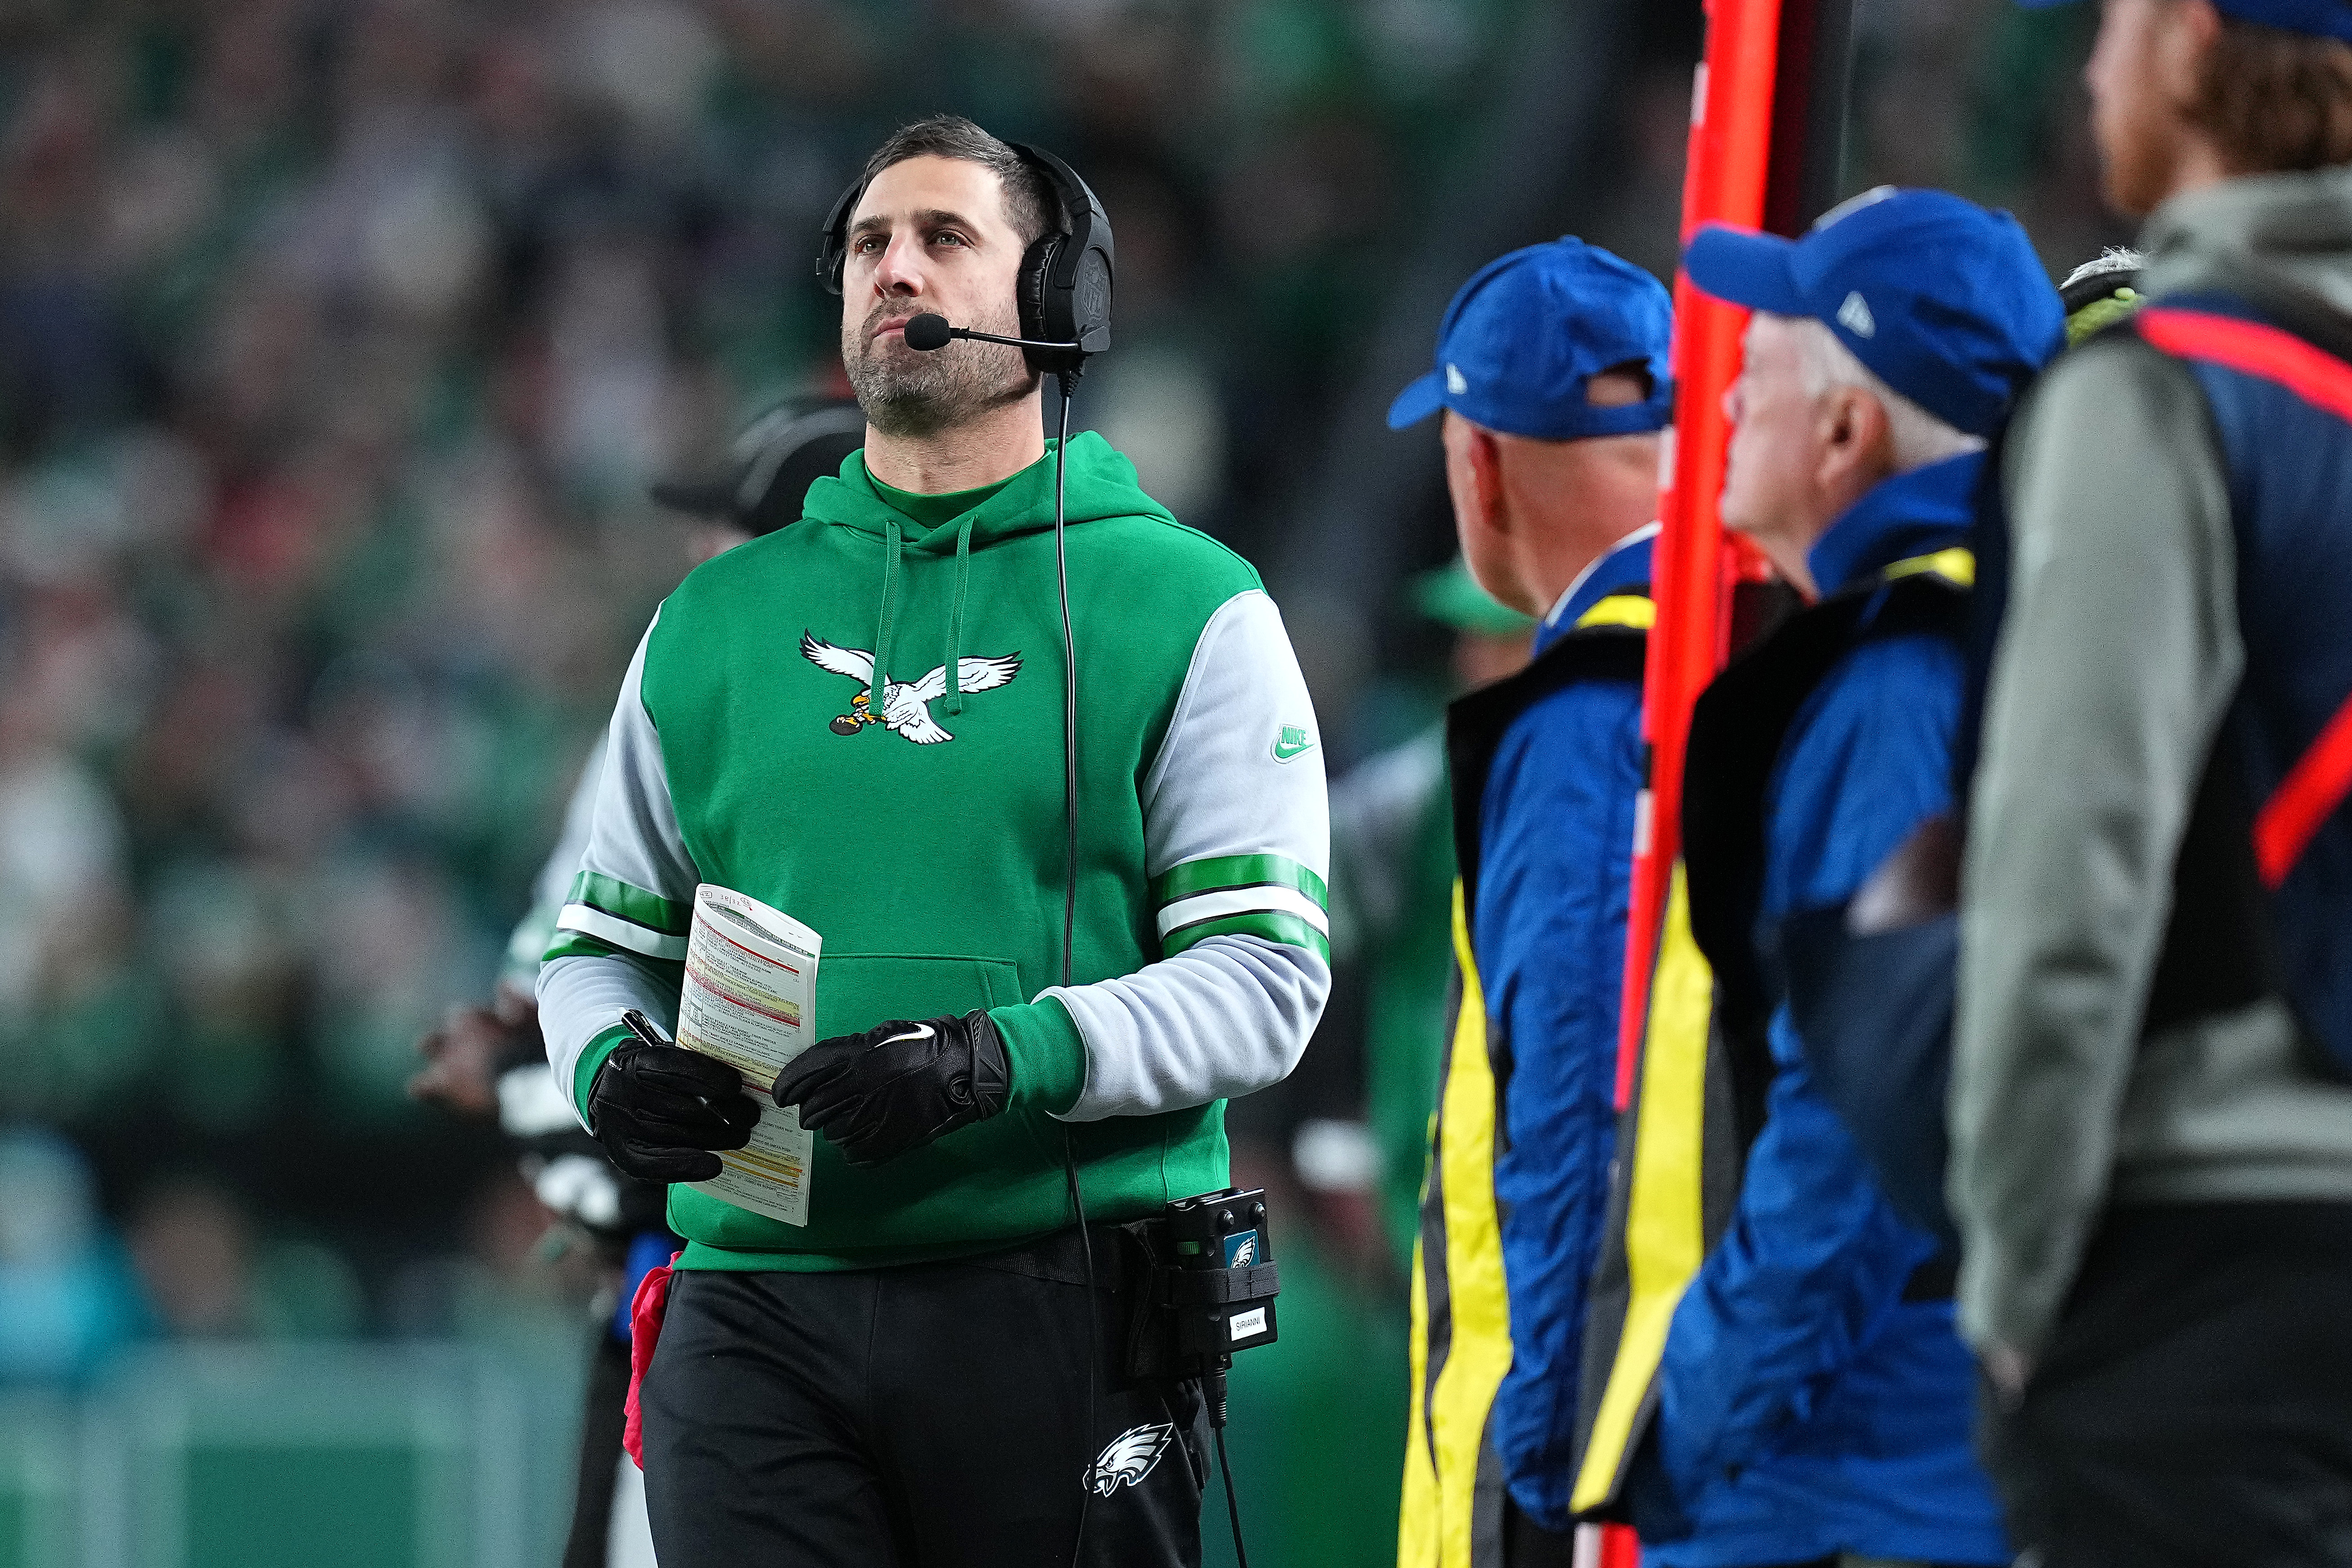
[[902, 312, 1083, 355]]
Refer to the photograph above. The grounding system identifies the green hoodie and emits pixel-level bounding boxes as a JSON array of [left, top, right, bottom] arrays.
[[540, 432, 1332, 1270]]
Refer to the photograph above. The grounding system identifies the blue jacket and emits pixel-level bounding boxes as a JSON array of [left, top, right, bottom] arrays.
[[1633, 457, 2008, 1566], [1471, 530, 1652, 1532], [2147, 294, 2352, 1073]]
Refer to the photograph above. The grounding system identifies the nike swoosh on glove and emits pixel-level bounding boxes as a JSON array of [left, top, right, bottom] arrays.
[[769, 1010, 1010, 1167], [588, 1041, 761, 1183]]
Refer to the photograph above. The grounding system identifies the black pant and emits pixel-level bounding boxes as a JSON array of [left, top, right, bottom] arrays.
[[1499, 1496, 1578, 1567], [1981, 1201, 2352, 1568], [640, 1228, 1207, 1568]]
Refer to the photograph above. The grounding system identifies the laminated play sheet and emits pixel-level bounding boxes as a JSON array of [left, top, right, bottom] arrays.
[[675, 885, 822, 1226]]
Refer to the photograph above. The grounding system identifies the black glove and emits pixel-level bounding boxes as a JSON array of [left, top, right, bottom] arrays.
[[769, 1010, 1009, 1167], [587, 1040, 761, 1182]]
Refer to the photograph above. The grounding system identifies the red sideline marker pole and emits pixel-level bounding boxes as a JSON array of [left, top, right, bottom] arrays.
[[1602, 4, 1812, 1561], [1612, 0, 1784, 1117]]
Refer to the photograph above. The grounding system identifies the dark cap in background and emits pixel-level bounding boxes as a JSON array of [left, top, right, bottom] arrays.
[[650, 399, 866, 537]]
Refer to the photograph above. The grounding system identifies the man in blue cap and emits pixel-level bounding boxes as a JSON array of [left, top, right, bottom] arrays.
[[1611, 189, 2060, 1568], [1955, 2, 2352, 1562], [1390, 236, 1672, 1568]]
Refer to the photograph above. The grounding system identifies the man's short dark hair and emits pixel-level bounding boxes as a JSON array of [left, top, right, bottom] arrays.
[[859, 116, 1057, 249], [2194, 17, 2352, 175]]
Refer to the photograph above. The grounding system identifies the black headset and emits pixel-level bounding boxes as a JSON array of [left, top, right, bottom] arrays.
[[815, 141, 1115, 374]]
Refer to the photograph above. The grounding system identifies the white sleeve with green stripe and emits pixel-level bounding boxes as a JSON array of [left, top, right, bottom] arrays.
[[1042, 588, 1331, 1122], [534, 618, 701, 1123]]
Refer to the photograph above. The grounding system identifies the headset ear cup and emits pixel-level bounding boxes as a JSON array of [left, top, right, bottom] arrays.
[[1018, 232, 1073, 374], [1073, 245, 1112, 351], [1018, 233, 1062, 344]]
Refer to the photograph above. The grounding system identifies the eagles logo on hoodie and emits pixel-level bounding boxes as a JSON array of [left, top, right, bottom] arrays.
[[801, 633, 1022, 743]]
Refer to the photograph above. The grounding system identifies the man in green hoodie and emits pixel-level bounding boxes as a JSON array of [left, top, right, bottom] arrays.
[[536, 116, 1330, 1567]]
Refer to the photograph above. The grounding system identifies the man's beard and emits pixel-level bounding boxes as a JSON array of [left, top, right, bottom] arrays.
[[845, 297, 1040, 437]]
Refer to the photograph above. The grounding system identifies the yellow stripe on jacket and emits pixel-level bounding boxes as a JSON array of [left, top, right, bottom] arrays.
[[1572, 861, 1715, 1512], [1880, 546, 1974, 589], [1575, 592, 1659, 632], [1399, 1225, 1439, 1565], [1399, 881, 1513, 1568]]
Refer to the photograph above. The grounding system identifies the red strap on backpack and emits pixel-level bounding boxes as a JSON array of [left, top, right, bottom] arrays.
[[621, 1253, 679, 1468], [2138, 307, 2352, 887]]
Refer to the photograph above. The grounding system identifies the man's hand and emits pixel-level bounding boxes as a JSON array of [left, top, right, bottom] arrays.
[[770, 1011, 1009, 1167], [588, 1041, 762, 1182], [411, 1004, 541, 1118]]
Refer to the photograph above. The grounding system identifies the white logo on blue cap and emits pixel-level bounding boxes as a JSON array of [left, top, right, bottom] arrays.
[[1446, 363, 1468, 395], [1837, 291, 1877, 339], [1814, 184, 1899, 232]]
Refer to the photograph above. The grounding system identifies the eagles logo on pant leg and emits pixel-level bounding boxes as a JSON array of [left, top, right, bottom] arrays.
[[1086, 1422, 1176, 1497]]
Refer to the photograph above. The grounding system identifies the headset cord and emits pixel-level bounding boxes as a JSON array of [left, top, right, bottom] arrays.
[[1053, 371, 1103, 1568], [1055, 370, 1078, 997], [1052, 374, 1246, 1568], [1065, 1136, 1099, 1567], [1214, 1419, 1250, 1568]]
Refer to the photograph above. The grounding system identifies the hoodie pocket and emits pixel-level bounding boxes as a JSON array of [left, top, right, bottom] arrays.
[[813, 952, 1018, 1039], [814, 953, 1080, 1173]]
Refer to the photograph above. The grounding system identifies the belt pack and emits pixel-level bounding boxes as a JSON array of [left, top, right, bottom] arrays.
[[1117, 1187, 1281, 1386]]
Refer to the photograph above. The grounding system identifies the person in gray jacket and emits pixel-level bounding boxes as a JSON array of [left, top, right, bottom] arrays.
[[1956, 1, 2352, 1563]]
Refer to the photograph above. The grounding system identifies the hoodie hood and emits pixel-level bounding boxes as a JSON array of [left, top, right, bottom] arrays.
[[2141, 164, 2352, 322], [800, 430, 1178, 552], [796, 430, 1181, 719]]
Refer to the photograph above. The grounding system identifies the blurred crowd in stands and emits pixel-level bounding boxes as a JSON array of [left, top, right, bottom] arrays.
[[0, 0, 1549, 1346]]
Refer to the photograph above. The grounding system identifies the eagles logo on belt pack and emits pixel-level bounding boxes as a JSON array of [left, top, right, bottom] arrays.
[[800, 632, 1022, 744]]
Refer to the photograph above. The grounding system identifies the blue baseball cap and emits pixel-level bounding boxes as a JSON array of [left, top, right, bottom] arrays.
[[2016, 0, 2352, 44], [1388, 237, 1675, 440], [1683, 187, 2063, 437]]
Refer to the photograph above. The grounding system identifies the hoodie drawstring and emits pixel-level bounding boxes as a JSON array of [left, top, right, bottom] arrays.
[[944, 514, 977, 714], [870, 517, 902, 716]]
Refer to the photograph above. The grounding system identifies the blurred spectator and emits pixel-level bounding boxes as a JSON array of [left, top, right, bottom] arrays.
[[124, 1173, 363, 1339], [0, 1127, 144, 1384], [386, 1165, 596, 1350]]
